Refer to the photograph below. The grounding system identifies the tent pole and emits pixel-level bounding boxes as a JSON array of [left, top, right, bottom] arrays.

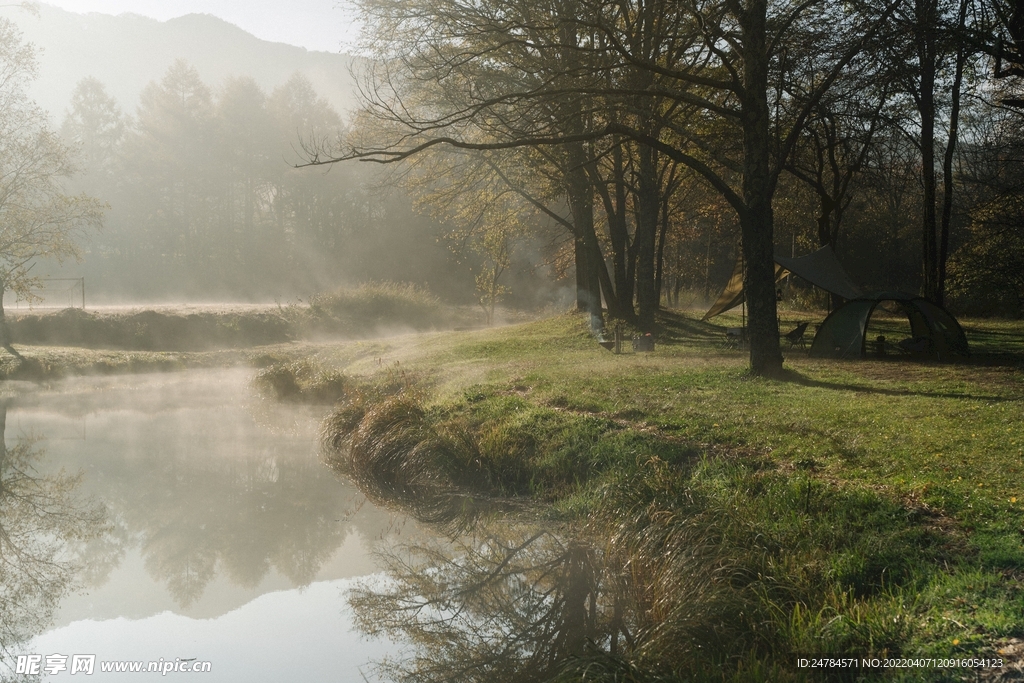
[[741, 250, 745, 332]]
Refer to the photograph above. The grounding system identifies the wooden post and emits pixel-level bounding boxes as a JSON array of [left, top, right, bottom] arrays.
[[739, 249, 749, 350]]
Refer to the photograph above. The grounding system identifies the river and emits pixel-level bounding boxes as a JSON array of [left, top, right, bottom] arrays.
[[1, 368, 415, 682]]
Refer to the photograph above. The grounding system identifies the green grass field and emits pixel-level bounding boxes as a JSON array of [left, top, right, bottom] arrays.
[[314, 310, 1024, 681]]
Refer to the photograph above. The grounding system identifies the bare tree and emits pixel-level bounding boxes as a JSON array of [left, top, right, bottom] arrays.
[[0, 18, 103, 356], [0, 403, 107, 676], [312, 0, 897, 375], [876, 0, 977, 305]]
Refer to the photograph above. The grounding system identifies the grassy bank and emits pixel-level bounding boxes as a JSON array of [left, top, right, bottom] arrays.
[[5, 282, 506, 352], [314, 311, 1024, 681], [7, 307, 294, 351], [0, 345, 304, 382]]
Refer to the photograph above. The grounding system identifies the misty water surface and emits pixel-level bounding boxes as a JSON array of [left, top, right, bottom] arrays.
[[1, 368, 420, 681]]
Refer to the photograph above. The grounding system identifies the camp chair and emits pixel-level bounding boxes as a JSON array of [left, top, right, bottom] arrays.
[[724, 327, 747, 350], [782, 321, 809, 350]]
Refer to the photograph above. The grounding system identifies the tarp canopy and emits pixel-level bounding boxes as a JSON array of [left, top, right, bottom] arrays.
[[775, 247, 863, 301], [701, 257, 784, 320], [703, 245, 862, 320], [809, 291, 970, 361]]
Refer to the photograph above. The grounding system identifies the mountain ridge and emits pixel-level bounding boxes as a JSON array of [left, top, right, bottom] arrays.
[[1, 3, 359, 122]]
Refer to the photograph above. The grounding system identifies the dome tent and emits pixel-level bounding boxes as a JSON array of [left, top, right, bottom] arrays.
[[808, 292, 970, 361]]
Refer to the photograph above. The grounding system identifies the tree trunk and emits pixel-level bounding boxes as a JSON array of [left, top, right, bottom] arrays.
[[816, 194, 837, 246], [567, 162, 603, 318], [612, 143, 630, 306], [938, 0, 969, 307], [574, 236, 590, 312], [0, 281, 21, 359], [635, 144, 660, 330], [917, 0, 940, 302], [654, 188, 670, 307], [740, 0, 784, 376], [591, 142, 635, 321]]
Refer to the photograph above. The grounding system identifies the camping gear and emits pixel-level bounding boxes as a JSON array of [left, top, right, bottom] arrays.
[[703, 245, 861, 320], [782, 321, 810, 349], [632, 334, 655, 352], [808, 292, 970, 361], [774, 247, 863, 301], [724, 327, 747, 349]]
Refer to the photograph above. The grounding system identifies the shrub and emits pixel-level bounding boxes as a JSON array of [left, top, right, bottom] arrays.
[[252, 359, 347, 404], [306, 282, 446, 334]]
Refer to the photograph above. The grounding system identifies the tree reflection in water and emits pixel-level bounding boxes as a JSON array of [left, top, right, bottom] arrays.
[[116, 438, 372, 607], [327, 397, 630, 682], [337, 436, 741, 683], [0, 402, 108, 679], [350, 522, 620, 683], [9, 371, 399, 612]]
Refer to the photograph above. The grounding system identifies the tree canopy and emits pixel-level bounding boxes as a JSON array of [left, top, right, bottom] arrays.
[[0, 16, 103, 353], [291, 0, 1024, 368], [312, 0, 926, 374]]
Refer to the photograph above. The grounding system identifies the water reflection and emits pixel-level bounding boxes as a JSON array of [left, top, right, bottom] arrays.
[[0, 370, 424, 682], [0, 401, 108, 679], [120, 445, 355, 606], [6, 370, 398, 617], [351, 522, 617, 683]]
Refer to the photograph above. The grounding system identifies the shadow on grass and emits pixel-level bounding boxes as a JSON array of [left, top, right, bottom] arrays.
[[653, 309, 733, 346], [774, 367, 1018, 402]]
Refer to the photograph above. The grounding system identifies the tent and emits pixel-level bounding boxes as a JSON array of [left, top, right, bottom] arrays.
[[808, 292, 970, 361], [703, 245, 862, 320]]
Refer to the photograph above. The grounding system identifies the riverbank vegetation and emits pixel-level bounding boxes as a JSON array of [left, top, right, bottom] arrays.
[[3, 282, 497, 355], [0, 346, 260, 382], [0, 282, 488, 383], [317, 311, 1024, 681]]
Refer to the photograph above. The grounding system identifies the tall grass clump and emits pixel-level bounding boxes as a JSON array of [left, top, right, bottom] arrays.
[[251, 358, 347, 403], [321, 393, 510, 531], [565, 454, 960, 680], [306, 282, 446, 335], [321, 386, 609, 504]]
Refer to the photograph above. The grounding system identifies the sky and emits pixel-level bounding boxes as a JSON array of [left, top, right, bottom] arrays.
[[41, 0, 361, 52]]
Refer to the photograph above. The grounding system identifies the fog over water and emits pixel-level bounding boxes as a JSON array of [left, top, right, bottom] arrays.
[[3, 369, 419, 681]]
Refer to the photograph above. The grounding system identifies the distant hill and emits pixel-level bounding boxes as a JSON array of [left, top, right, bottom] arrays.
[[1, 3, 359, 122]]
